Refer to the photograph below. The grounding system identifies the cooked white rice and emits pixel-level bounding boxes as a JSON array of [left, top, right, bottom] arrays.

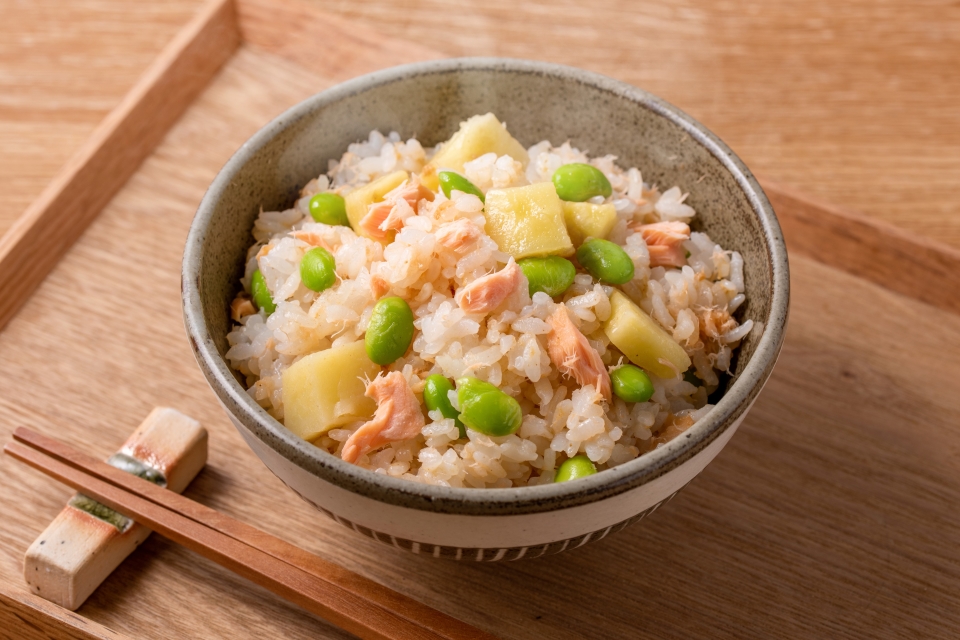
[[226, 125, 752, 488]]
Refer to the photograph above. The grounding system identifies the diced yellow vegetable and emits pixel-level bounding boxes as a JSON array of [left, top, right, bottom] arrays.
[[561, 201, 618, 246], [421, 113, 529, 190], [604, 291, 691, 379], [281, 340, 380, 441], [344, 170, 408, 239], [484, 182, 574, 260]]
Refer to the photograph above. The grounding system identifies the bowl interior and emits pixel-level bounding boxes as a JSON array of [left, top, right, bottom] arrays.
[[186, 59, 786, 511]]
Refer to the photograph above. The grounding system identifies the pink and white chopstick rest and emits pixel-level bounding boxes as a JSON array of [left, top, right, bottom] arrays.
[[23, 407, 207, 610]]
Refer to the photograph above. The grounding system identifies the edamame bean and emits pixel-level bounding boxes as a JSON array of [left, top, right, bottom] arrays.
[[456, 377, 522, 437], [551, 163, 612, 202], [250, 269, 276, 315], [423, 374, 466, 438], [438, 171, 485, 202], [554, 455, 597, 483], [611, 364, 655, 403], [576, 238, 635, 285], [365, 297, 414, 365], [308, 192, 349, 226], [518, 256, 576, 297], [299, 247, 337, 292]]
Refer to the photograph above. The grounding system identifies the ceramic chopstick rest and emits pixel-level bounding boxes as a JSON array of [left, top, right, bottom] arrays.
[[23, 407, 208, 610]]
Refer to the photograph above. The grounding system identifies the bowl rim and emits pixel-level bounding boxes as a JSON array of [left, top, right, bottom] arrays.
[[182, 57, 789, 517]]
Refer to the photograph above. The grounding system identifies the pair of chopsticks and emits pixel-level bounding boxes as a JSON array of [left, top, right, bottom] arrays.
[[5, 428, 496, 640]]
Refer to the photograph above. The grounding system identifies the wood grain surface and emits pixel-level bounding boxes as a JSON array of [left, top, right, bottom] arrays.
[[0, 0, 239, 333], [1, 2, 959, 637], [765, 180, 960, 316], [3, 0, 959, 251], [0, 591, 128, 640], [0, 0, 205, 234]]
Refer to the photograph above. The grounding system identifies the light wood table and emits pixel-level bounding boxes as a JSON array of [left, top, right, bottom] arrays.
[[2, 2, 959, 639], [0, 0, 205, 234]]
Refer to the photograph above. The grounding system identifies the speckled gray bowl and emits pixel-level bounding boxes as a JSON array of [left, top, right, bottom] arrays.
[[182, 58, 789, 560]]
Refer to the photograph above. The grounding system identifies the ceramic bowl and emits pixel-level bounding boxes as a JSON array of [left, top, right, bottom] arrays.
[[182, 58, 789, 561]]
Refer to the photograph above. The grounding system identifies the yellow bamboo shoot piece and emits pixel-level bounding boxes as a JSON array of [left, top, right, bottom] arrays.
[[422, 113, 528, 190], [282, 340, 381, 440], [483, 182, 574, 259], [604, 290, 691, 379], [562, 201, 618, 246]]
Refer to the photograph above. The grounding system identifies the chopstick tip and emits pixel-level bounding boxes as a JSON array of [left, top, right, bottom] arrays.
[[12, 425, 37, 442], [4, 439, 31, 460]]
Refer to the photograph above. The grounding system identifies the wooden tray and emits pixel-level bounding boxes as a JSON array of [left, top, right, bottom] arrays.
[[1, 0, 959, 637]]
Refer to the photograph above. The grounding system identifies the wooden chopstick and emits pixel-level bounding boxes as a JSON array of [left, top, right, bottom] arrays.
[[11, 428, 490, 640], [6, 429, 496, 640], [5, 440, 424, 640]]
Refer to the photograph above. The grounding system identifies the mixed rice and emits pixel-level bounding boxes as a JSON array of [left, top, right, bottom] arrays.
[[226, 114, 753, 488]]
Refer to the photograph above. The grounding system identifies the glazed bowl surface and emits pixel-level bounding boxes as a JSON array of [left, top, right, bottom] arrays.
[[182, 57, 789, 560]]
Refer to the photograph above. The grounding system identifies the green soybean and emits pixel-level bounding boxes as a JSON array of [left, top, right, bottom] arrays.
[[576, 238, 635, 285], [551, 163, 612, 202], [365, 297, 414, 365], [299, 247, 337, 292], [611, 365, 655, 403], [456, 377, 522, 437], [438, 171, 485, 202], [250, 269, 276, 315], [554, 455, 597, 483], [424, 375, 466, 438], [518, 256, 576, 298], [308, 192, 349, 226]]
